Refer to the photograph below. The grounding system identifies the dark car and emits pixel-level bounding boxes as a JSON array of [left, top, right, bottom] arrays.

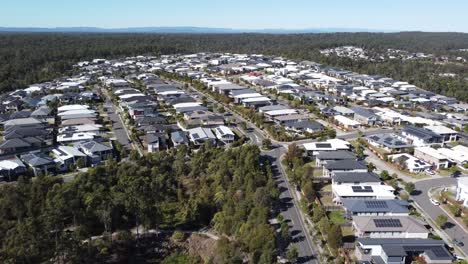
[[451, 171, 462, 178], [454, 239, 464, 247]]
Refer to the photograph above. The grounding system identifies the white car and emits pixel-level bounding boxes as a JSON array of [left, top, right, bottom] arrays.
[[426, 170, 435, 175], [455, 255, 465, 261], [430, 198, 440, 206]]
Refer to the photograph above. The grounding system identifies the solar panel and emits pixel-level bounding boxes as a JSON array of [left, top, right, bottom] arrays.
[[365, 200, 388, 209], [192, 133, 200, 139], [374, 219, 402, 228], [352, 186, 374, 193], [316, 143, 332, 148], [431, 247, 450, 258]]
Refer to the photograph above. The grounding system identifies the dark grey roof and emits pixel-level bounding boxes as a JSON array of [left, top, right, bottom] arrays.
[[350, 106, 379, 119], [0, 138, 31, 149], [80, 141, 112, 153], [332, 172, 381, 183], [146, 133, 161, 144], [287, 120, 324, 131], [20, 153, 55, 166], [231, 89, 256, 96], [4, 127, 48, 139], [403, 126, 442, 140], [366, 133, 412, 149], [357, 238, 452, 261], [317, 150, 356, 160], [9, 111, 32, 119], [171, 131, 189, 144], [324, 160, 367, 170], [342, 199, 409, 214]]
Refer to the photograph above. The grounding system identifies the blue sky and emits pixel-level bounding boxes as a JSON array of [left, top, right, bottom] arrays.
[[1, 0, 467, 32]]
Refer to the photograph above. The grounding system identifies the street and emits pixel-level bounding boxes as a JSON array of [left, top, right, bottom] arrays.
[[105, 99, 132, 148], [177, 80, 319, 262], [413, 177, 468, 256]]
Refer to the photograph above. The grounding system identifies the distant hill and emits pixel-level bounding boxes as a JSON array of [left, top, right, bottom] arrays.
[[0, 26, 389, 34]]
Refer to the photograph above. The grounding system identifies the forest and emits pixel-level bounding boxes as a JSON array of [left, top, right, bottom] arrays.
[[0, 32, 467, 100], [0, 144, 279, 263]]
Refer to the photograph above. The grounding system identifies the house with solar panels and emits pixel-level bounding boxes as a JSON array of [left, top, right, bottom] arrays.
[[342, 199, 410, 218], [400, 125, 443, 147], [366, 133, 412, 154], [187, 127, 216, 145], [352, 216, 429, 239], [356, 238, 453, 264], [332, 185, 395, 204], [389, 153, 432, 173]]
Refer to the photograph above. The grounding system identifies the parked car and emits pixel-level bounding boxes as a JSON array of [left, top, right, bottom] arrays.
[[425, 170, 435, 175], [455, 255, 465, 260], [451, 171, 461, 178], [430, 198, 440, 206], [454, 239, 464, 247]]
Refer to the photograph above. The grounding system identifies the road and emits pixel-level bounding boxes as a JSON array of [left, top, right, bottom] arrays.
[[173, 80, 319, 263], [413, 177, 468, 256], [105, 99, 131, 148]]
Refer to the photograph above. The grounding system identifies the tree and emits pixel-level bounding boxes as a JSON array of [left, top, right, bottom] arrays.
[[312, 204, 325, 223], [380, 170, 391, 180], [404, 182, 416, 195], [302, 182, 316, 203], [239, 121, 247, 131], [280, 222, 290, 243], [436, 214, 448, 229], [261, 138, 272, 150], [328, 224, 343, 252], [286, 246, 299, 263], [285, 143, 303, 167], [76, 157, 85, 169], [367, 162, 376, 172]]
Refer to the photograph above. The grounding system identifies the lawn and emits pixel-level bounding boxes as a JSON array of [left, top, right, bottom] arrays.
[[341, 226, 354, 237], [317, 183, 332, 192], [328, 211, 347, 225], [319, 195, 334, 206]]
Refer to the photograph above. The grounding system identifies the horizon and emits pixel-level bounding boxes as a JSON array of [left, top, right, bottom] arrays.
[[2, 0, 468, 33]]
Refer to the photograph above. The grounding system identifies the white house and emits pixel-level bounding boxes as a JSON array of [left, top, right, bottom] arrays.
[[213, 125, 235, 143], [456, 177, 468, 207]]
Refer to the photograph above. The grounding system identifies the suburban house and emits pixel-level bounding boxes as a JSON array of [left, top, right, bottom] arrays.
[[351, 106, 380, 126], [332, 185, 395, 204], [146, 133, 166, 153], [0, 157, 27, 181], [303, 138, 351, 157], [400, 126, 443, 147], [356, 238, 453, 264], [366, 133, 412, 153], [334, 115, 361, 130], [316, 150, 356, 166], [331, 171, 382, 186], [390, 153, 432, 173], [77, 140, 113, 165], [413, 147, 450, 170], [436, 145, 468, 167], [342, 199, 409, 218], [20, 153, 56, 176], [3, 117, 44, 131], [323, 160, 368, 177], [283, 120, 324, 134], [352, 216, 428, 239], [213, 125, 235, 143], [424, 125, 459, 143], [52, 146, 87, 172], [456, 177, 468, 207], [170, 131, 189, 147], [187, 127, 216, 145]]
